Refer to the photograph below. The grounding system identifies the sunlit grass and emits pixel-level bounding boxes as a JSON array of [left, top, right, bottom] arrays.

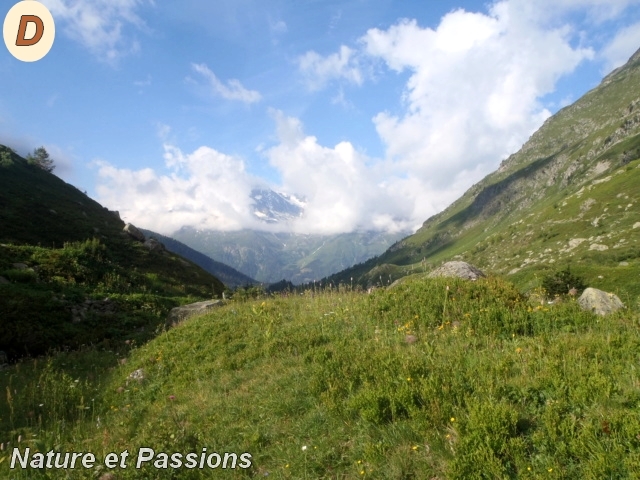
[[2, 277, 640, 478]]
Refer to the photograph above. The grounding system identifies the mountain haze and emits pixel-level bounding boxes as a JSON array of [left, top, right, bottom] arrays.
[[140, 228, 258, 288], [328, 47, 640, 297], [171, 227, 406, 284]]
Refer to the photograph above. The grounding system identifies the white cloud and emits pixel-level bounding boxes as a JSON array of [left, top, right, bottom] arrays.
[[265, 110, 407, 234], [357, 2, 593, 223], [286, 0, 603, 230], [95, 0, 639, 237], [95, 144, 261, 234], [94, 112, 413, 236], [191, 63, 262, 104], [269, 18, 287, 35], [298, 45, 363, 91], [601, 22, 640, 72], [41, 0, 151, 63]]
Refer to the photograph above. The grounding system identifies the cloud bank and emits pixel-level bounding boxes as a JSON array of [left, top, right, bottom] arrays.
[[95, 0, 636, 236]]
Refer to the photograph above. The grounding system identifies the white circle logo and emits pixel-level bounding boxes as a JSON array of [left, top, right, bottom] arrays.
[[3, 1, 55, 62]]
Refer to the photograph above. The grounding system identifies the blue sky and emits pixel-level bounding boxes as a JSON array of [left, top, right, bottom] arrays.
[[2, 0, 640, 235]]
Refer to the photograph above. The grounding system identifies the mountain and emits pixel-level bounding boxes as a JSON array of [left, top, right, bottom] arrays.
[[0, 146, 225, 359], [251, 188, 305, 224], [139, 228, 258, 288], [327, 47, 640, 298], [171, 227, 407, 284]]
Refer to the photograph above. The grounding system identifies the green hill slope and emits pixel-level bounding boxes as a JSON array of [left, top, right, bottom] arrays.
[[329, 47, 640, 299], [0, 147, 225, 359]]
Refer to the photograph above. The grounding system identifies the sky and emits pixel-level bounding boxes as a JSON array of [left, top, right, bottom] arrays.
[[2, 0, 640, 236]]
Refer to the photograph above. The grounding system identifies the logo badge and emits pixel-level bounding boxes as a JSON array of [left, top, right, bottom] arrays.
[[3, 1, 55, 62]]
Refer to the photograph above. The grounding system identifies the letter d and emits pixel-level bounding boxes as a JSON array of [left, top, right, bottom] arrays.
[[3, 1, 55, 62], [16, 15, 44, 46]]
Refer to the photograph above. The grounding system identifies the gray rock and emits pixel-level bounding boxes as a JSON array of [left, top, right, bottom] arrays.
[[143, 238, 165, 252], [123, 223, 145, 242], [427, 261, 486, 280], [166, 300, 224, 328], [128, 368, 145, 383], [0, 276, 9, 284], [578, 288, 624, 316], [12, 263, 29, 270]]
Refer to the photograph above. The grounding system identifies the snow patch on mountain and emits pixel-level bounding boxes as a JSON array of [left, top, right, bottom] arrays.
[[251, 189, 305, 224]]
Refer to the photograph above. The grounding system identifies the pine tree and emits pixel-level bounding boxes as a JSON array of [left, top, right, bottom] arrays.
[[27, 146, 55, 173]]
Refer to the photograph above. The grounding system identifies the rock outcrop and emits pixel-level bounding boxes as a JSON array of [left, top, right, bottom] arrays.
[[578, 288, 624, 316], [123, 223, 145, 242], [143, 238, 165, 252], [428, 261, 486, 280], [166, 300, 224, 329]]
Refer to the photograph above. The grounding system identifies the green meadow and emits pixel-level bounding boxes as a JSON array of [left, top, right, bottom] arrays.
[[2, 277, 639, 479]]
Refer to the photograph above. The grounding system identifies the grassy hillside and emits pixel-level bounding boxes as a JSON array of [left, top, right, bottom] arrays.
[[2, 278, 639, 478], [328, 48, 640, 300], [0, 146, 225, 359]]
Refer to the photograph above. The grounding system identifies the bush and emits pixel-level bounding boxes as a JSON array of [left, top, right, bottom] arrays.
[[1, 268, 37, 284], [541, 266, 586, 297]]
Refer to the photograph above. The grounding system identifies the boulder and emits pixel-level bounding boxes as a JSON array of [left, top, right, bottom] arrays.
[[143, 238, 165, 252], [12, 263, 29, 270], [123, 223, 145, 242], [166, 300, 224, 328], [0, 276, 9, 284], [578, 288, 624, 316], [428, 261, 486, 280]]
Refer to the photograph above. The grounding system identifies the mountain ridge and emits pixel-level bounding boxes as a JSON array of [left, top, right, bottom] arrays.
[[326, 46, 640, 297], [171, 227, 407, 284]]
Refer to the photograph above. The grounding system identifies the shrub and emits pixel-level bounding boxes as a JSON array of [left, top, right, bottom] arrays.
[[541, 266, 586, 297]]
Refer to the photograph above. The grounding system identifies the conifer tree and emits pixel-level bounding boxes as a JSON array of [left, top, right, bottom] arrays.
[[27, 146, 55, 173]]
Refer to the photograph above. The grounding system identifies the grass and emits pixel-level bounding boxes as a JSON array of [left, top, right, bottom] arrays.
[[0, 238, 225, 360], [2, 276, 639, 478]]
